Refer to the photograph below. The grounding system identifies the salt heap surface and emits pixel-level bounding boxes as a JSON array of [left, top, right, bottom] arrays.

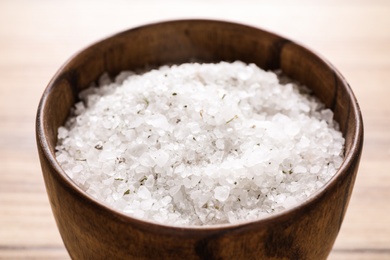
[[55, 61, 345, 226]]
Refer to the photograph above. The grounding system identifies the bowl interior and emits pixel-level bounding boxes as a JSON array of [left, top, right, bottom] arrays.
[[38, 19, 362, 222]]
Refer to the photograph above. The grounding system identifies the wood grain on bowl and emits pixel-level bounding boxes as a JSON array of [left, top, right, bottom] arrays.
[[36, 20, 363, 259]]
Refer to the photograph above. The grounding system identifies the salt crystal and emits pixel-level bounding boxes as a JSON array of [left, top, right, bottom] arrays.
[[174, 164, 185, 173], [139, 153, 156, 167], [98, 72, 112, 86], [310, 165, 321, 174], [127, 117, 143, 128], [151, 149, 169, 167], [56, 153, 68, 163], [183, 178, 192, 188], [74, 103, 85, 115], [128, 143, 147, 156], [144, 175, 155, 188], [284, 122, 300, 136], [275, 194, 286, 203], [72, 165, 83, 173], [283, 196, 297, 208], [169, 185, 181, 196], [187, 122, 201, 134], [216, 139, 224, 150], [214, 186, 230, 202], [115, 71, 134, 84], [135, 165, 149, 174], [294, 165, 307, 173], [321, 109, 334, 124], [132, 209, 145, 218], [298, 135, 310, 148], [146, 114, 172, 132], [57, 127, 68, 139], [138, 186, 151, 200], [161, 196, 172, 206], [140, 199, 153, 210], [102, 177, 115, 186], [289, 182, 300, 192], [98, 150, 116, 162]]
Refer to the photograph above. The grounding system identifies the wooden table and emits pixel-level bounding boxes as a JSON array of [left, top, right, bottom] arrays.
[[1, 0, 389, 259]]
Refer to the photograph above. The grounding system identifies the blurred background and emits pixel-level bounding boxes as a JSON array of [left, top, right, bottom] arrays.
[[1, 0, 389, 259]]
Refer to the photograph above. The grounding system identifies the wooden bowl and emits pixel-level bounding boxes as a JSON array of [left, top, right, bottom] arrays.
[[36, 20, 363, 259]]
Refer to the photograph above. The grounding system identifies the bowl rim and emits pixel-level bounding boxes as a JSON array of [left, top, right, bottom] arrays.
[[36, 18, 364, 232]]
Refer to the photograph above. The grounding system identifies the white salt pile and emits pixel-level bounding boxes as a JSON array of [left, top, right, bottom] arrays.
[[55, 61, 345, 226]]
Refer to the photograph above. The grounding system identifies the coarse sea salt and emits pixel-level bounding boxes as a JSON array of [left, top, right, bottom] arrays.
[[55, 61, 345, 226]]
